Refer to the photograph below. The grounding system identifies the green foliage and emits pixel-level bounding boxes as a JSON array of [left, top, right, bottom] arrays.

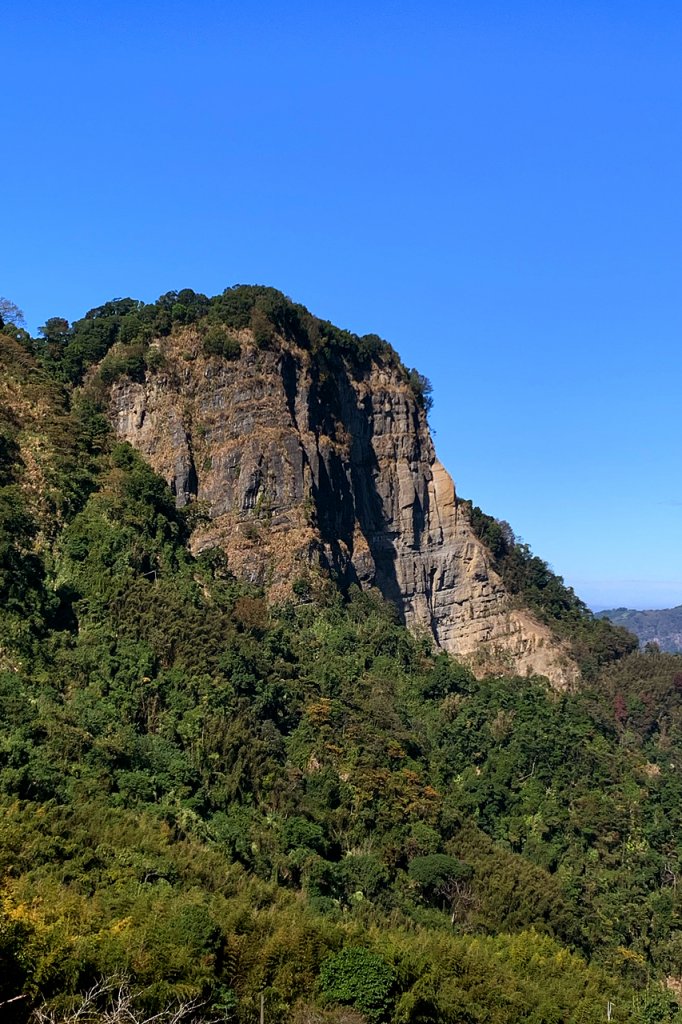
[[39, 317, 71, 362], [406, 368, 433, 413], [467, 501, 638, 676], [407, 854, 470, 891], [97, 344, 148, 384], [28, 285, 404, 388], [319, 947, 395, 1021], [202, 326, 241, 360], [0, 315, 680, 1024], [52, 299, 157, 382], [0, 486, 47, 618]]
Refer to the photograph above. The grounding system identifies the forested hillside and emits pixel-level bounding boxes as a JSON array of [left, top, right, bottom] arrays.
[[0, 292, 681, 1023], [597, 606, 682, 654]]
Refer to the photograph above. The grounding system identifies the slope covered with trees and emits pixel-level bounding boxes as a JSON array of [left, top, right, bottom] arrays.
[[0, 294, 680, 1023], [597, 606, 682, 654]]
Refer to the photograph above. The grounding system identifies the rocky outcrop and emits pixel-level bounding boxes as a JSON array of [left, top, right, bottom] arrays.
[[106, 328, 579, 688]]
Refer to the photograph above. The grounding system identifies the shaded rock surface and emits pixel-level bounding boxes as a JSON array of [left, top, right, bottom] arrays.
[[107, 329, 579, 687]]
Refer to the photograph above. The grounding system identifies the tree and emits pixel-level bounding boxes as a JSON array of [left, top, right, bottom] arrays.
[[406, 368, 433, 413], [39, 317, 70, 345], [408, 854, 476, 923], [0, 298, 25, 328]]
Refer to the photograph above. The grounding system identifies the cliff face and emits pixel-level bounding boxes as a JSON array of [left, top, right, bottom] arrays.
[[106, 328, 579, 688]]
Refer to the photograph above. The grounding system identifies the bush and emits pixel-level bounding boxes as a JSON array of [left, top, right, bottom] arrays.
[[406, 368, 433, 413], [202, 328, 241, 360], [98, 346, 147, 384], [319, 947, 395, 1021]]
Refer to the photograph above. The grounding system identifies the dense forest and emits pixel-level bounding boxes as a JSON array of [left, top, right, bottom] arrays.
[[0, 290, 680, 1023]]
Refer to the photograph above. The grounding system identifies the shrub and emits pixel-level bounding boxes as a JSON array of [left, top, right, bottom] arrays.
[[98, 346, 147, 384], [202, 328, 241, 360], [319, 947, 395, 1022]]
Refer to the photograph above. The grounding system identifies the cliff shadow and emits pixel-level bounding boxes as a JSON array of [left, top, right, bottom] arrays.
[[307, 355, 407, 617]]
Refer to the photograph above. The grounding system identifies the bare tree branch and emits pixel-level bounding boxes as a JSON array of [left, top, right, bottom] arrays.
[[0, 995, 30, 1009], [30, 979, 219, 1024], [0, 298, 25, 328]]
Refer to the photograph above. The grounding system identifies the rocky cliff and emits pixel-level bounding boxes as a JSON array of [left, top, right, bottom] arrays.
[[104, 321, 579, 689]]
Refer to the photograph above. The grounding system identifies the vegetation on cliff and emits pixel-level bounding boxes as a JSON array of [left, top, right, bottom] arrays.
[[0, 303, 680, 1023], [14, 286, 420, 396], [466, 503, 639, 678]]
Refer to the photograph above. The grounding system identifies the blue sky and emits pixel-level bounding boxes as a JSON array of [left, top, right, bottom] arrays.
[[3, 1, 681, 609]]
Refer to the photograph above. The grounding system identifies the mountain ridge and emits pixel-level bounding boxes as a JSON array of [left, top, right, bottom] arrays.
[[597, 604, 682, 653]]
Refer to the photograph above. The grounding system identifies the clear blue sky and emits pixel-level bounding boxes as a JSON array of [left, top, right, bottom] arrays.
[[4, 1, 681, 610]]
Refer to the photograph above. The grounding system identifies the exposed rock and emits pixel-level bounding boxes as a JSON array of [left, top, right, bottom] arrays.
[[106, 330, 579, 688]]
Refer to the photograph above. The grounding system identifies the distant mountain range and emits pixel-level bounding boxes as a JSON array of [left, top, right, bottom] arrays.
[[596, 605, 682, 652]]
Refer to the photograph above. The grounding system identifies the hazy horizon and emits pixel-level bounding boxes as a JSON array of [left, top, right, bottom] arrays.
[[590, 600, 682, 614]]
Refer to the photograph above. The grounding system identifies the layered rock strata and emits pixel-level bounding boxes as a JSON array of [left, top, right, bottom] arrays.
[[106, 329, 579, 688]]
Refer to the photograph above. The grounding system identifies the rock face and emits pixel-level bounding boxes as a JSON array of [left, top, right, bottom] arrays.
[[107, 328, 579, 688]]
